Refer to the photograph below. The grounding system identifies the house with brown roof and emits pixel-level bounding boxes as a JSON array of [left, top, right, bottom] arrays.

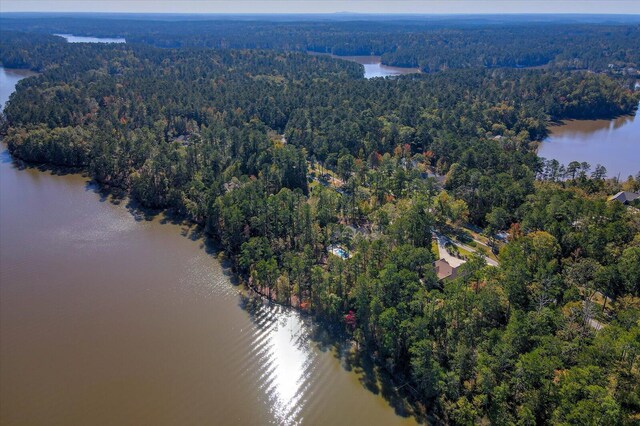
[[434, 258, 459, 282]]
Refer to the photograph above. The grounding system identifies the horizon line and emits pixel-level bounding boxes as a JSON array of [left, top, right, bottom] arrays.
[[3, 11, 640, 16]]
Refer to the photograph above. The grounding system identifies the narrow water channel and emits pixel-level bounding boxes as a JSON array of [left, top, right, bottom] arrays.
[[308, 52, 421, 78], [0, 67, 418, 425], [54, 34, 126, 43]]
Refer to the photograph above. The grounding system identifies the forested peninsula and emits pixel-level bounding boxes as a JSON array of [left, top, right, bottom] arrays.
[[1, 22, 640, 425]]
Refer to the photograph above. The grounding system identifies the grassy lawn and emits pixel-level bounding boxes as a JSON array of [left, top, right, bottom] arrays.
[[456, 246, 474, 258], [473, 244, 499, 262], [431, 239, 440, 259]]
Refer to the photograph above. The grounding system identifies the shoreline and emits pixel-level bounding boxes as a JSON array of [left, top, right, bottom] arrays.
[[4, 143, 302, 306], [536, 102, 640, 178], [0, 66, 39, 75], [547, 101, 640, 128], [2, 142, 429, 423]]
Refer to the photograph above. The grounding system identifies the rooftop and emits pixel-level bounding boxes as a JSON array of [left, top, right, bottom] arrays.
[[434, 258, 459, 281], [609, 191, 640, 204]]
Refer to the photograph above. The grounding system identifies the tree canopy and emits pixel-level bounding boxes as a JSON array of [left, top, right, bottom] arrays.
[[1, 22, 639, 424]]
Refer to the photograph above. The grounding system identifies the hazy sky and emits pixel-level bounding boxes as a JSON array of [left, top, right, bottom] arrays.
[[2, 1, 640, 15]]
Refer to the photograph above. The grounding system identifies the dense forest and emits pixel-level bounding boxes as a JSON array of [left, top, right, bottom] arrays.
[[2, 15, 640, 73], [1, 21, 639, 425]]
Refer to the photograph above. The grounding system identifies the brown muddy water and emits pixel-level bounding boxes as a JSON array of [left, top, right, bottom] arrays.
[[0, 67, 419, 425], [538, 104, 640, 179]]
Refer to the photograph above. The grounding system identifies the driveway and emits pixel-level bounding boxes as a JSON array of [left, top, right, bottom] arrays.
[[434, 233, 466, 268], [434, 231, 499, 267]]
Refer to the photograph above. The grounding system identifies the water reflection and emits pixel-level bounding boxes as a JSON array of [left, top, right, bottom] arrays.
[[54, 34, 126, 43], [338, 56, 421, 79], [237, 295, 422, 425], [550, 113, 635, 137], [267, 310, 310, 423], [241, 300, 312, 425], [538, 103, 640, 178], [308, 52, 421, 79]]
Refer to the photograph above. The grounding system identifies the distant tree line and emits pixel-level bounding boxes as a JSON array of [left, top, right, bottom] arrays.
[[1, 17, 639, 74]]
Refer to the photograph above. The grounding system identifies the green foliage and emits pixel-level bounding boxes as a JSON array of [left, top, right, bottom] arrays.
[[3, 18, 639, 74], [2, 27, 639, 425]]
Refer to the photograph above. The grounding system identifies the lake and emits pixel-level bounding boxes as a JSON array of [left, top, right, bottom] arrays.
[[309, 52, 421, 79], [538, 104, 640, 179], [55, 34, 126, 43], [0, 67, 418, 425], [0, 68, 38, 108]]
